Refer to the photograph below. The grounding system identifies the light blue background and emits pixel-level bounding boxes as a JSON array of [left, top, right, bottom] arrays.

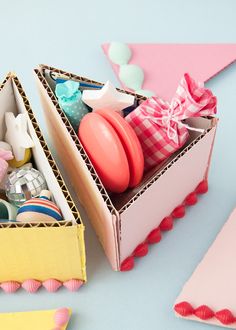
[[0, 1, 236, 329]]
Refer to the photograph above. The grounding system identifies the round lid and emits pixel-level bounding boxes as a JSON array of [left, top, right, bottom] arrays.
[[96, 109, 144, 188]]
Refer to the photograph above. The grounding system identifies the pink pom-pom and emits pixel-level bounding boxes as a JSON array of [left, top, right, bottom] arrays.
[[0, 281, 21, 293], [195, 180, 208, 194], [22, 279, 41, 293], [133, 242, 149, 257], [43, 279, 62, 292], [63, 279, 83, 292], [194, 305, 214, 320], [174, 301, 194, 317], [147, 227, 162, 244], [215, 309, 236, 325], [160, 216, 174, 231], [120, 256, 135, 271], [54, 308, 70, 326], [172, 205, 186, 218], [185, 192, 198, 206]]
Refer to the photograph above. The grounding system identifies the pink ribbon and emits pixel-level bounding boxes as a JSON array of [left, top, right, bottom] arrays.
[[142, 73, 217, 143]]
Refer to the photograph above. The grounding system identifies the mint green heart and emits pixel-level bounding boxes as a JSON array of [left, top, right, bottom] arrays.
[[108, 42, 131, 65], [119, 64, 144, 91]]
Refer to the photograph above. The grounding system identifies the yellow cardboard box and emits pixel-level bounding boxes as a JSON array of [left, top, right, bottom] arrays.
[[0, 73, 86, 292]]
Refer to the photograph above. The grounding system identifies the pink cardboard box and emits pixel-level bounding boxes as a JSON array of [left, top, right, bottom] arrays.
[[34, 65, 218, 271]]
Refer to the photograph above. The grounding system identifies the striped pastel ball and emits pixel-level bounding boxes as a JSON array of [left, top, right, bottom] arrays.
[[16, 190, 62, 222]]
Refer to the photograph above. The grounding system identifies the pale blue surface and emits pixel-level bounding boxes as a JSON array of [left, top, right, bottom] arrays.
[[0, 1, 236, 329]]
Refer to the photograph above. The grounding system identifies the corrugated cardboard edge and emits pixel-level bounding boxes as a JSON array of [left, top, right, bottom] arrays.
[[34, 65, 118, 216], [35, 70, 120, 271], [0, 73, 86, 281]]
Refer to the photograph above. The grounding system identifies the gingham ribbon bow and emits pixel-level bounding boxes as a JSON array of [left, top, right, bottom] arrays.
[[142, 73, 217, 144]]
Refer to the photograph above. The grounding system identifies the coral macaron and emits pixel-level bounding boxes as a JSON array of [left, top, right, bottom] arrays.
[[78, 113, 130, 193], [96, 109, 144, 188]]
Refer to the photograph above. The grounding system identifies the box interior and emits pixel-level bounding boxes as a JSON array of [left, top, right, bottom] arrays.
[[42, 68, 215, 212], [0, 75, 81, 225]]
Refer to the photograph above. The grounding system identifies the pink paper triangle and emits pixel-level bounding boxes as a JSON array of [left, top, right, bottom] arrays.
[[102, 43, 236, 101]]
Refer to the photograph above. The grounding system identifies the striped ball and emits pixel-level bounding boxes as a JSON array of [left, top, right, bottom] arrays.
[[16, 190, 62, 223]]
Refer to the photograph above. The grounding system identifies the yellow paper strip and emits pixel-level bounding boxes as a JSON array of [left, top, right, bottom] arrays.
[[0, 308, 72, 330]]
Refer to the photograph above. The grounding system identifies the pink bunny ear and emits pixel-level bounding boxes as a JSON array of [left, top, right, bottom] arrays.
[[0, 148, 13, 161], [4, 112, 14, 126], [15, 114, 34, 149]]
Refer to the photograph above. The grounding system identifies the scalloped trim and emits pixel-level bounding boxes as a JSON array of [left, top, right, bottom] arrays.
[[174, 301, 236, 325], [0, 279, 84, 293], [120, 180, 208, 271]]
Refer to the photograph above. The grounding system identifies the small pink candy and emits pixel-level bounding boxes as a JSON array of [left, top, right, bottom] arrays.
[[0, 160, 8, 181], [0, 149, 13, 161], [43, 279, 62, 292], [22, 279, 41, 293], [54, 308, 70, 326], [0, 149, 13, 181], [0, 281, 21, 293], [63, 279, 83, 292]]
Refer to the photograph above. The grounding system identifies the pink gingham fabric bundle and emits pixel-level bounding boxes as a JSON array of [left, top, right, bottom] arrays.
[[126, 73, 217, 170]]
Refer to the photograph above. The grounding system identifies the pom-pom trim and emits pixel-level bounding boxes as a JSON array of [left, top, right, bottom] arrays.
[[120, 180, 208, 271], [174, 301, 236, 325]]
